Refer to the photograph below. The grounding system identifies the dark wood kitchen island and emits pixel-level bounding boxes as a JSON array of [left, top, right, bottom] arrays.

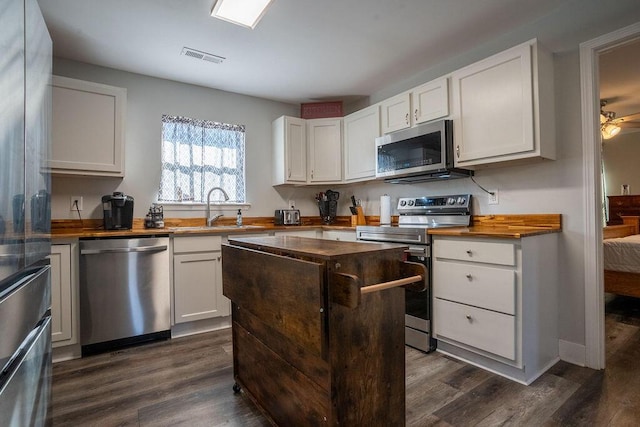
[[222, 236, 426, 426]]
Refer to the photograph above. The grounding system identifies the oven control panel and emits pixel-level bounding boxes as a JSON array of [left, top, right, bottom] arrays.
[[397, 194, 471, 212]]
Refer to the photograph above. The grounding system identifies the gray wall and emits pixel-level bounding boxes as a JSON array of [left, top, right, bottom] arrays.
[[52, 58, 299, 220], [603, 131, 640, 202]]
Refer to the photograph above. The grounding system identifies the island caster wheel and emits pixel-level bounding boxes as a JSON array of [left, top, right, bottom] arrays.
[[233, 382, 241, 394]]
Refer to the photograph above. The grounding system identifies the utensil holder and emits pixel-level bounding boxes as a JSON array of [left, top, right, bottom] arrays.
[[318, 200, 337, 224]]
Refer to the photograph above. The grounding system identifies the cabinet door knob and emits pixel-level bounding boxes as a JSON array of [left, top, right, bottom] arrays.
[[414, 109, 418, 121], [466, 274, 472, 280], [465, 315, 472, 322], [288, 168, 291, 178], [466, 250, 472, 256], [405, 113, 409, 125], [456, 145, 460, 158]]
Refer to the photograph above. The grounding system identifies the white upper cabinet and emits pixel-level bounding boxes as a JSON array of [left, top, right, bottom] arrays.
[[343, 104, 380, 182], [411, 77, 449, 125], [50, 76, 126, 177], [451, 39, 555, 168], [380, 77, 450, 134], [380, 92, 411, 133], [272, 116, 307, 185], [308, 118, 342, 183], [273, 116, 342, 185]]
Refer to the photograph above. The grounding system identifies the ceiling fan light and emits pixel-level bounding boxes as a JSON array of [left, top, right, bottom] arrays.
[[601, 123, 621, 139]]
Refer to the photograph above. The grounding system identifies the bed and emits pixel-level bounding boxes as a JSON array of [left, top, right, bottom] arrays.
[[603, 216, 640, 297]]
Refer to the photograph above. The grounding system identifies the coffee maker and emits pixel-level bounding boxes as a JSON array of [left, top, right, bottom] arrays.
[[102, 192, 134, 230]]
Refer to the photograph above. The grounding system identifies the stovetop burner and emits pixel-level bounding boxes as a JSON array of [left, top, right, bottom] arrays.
[[356, 194, 472, 244]]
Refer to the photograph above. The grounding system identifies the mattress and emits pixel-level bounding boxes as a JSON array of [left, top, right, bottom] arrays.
[[604, 234, 640, 273]]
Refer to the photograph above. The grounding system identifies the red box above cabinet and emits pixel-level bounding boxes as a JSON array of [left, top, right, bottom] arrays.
[[301, 101, 343, 119]]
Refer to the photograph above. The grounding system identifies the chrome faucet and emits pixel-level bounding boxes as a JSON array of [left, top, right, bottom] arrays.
[[206, 187, 230, 226]]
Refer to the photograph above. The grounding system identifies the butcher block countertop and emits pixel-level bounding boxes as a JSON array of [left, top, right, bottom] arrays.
[[50, 213, 562, 240], [228, 235, 405, 259], [429, 214, 562, 238], [50, 217, 356, 239]]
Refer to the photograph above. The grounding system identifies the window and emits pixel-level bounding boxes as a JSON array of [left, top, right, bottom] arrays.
[[159, 115, 246, 203]]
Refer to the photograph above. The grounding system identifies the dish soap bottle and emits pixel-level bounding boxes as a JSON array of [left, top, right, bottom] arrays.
[[236, 209, 243, 226]]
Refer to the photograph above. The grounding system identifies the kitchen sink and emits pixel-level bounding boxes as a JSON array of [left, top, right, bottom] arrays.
[[170, 225, 264, 231]]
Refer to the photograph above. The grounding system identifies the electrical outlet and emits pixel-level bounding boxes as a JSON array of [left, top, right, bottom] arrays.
[[288, 199, 295, 209], [488, 189, 499, 205], [70, 196, 83, 211]]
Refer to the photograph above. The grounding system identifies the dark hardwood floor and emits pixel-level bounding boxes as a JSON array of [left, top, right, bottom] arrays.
[[52, 297, 640, 426]]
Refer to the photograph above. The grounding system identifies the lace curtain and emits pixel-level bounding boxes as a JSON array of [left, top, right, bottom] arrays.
[[159, 115, 246, 203]]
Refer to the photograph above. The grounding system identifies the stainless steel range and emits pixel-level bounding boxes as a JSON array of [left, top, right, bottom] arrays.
[[356, 194, 472, 352]]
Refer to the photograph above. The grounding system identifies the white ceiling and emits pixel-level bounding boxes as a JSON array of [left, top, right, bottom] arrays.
[[38, 0, 640, 108]]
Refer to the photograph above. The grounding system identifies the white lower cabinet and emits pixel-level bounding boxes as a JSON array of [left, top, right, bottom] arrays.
[[432, 234, 558, 385], [49, 243, 79, 348], [322, 230, 357, 242], [274, 229, 319, 238], [173, 236, 229, 324]]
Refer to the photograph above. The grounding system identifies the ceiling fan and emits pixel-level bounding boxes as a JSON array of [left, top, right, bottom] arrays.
[[600, 99, 640, 140]]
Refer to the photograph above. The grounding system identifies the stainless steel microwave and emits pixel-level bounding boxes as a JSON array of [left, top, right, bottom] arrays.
[[375, 119, 472, 183]]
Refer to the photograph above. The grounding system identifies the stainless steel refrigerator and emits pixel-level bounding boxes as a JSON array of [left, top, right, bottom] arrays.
[[0, 0, 52, 425]]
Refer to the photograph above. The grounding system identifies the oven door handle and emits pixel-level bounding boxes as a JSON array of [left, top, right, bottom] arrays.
[[405, 246, 428, 257], [358, 234, 424, 244]]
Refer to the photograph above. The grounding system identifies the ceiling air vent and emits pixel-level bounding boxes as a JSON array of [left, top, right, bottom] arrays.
[[181, 47, 225, 64]]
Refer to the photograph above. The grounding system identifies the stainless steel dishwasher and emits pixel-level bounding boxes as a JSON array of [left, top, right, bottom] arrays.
[[79, 237, 170, 355]]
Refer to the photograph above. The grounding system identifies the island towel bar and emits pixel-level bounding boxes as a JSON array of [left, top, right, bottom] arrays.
[[330, 260, 427, 308], [361, 275, 423, 294]]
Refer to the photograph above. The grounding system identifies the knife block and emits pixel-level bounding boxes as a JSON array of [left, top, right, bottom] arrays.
[[351, 206, 367, 226]]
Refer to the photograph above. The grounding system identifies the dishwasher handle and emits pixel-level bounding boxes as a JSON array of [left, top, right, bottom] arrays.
[[81, 245, 168, 255]]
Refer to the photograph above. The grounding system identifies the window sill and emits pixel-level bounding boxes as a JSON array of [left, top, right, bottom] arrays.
[[160, 202, 251, 213]]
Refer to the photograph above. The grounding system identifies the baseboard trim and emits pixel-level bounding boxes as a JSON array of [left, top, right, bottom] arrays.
[[171, 316, 231, 338], [559, 339, 587, 367]]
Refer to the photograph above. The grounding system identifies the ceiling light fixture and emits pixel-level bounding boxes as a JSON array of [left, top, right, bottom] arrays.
[[601, 122, 621, 140], [211, 0, 274, 29], [600, 100, 622, 140]]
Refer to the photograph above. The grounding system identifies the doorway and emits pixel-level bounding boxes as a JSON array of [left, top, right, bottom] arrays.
[[581, 21, 640, 370]]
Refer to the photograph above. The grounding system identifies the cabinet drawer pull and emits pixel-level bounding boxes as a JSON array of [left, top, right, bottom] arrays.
[[456, 145, 460, 158], [181, 257, 217, 264], [414, 109, 418, 121], [405, 113, 409, 124], [466, 250, 472, 256], [288, 168, 291, 178]]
